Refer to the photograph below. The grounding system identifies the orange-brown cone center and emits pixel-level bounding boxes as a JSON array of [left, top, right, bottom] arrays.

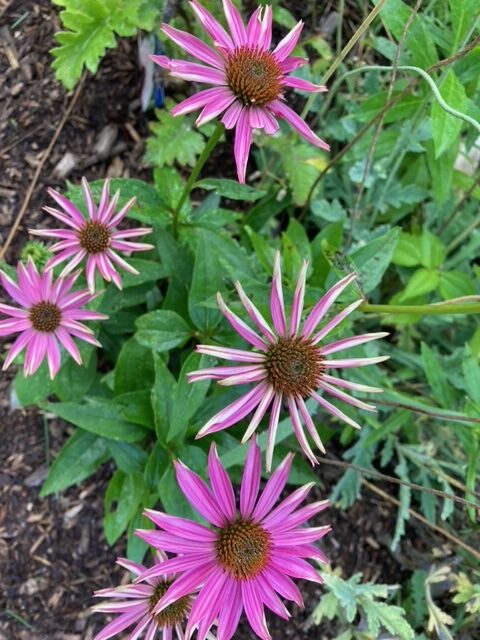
[[225, 46, 283, 106], [264, 336, 325, 397], [216, 519, 271, 580]]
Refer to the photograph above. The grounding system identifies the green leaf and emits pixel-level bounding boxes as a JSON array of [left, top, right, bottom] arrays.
[[146, 110, 207, 168], [196, 179, 266, 202], [188, 230, 223, 333], [419, 231, 445, 268], [398, 268, 439, 301], [168, 353, 211, 442], [51, 0, 151, 89], [392, 232, 423, 267], [107, 441, 148, 474], [135, 310, 192, 352], [46, 399, 148, 442], [14, 362, 54, 406], [438, 271, 475, 299], [158, 465, 201, 521], [113, 391, 155, 429], [426, 141, 457, 203], [152, 353, 177, 441], [282, 142, 325, 206], [392, 454, 411, 550], [431, 70, 467, 158], [41, 428, 109, 495], [361, 598, 414, 639], [120, 259, 167, 289], [104, 470, 144, 545], [114, 338, 154, 394], [450, 0, 478, 51], [421, 343, 454, 408], [53, 346, 97, 401], [349, 227, 400, 293], [462, 346, 480, 403]]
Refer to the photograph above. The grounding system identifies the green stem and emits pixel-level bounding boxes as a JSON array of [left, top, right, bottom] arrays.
[[172, 122, 224, 237], [361, 301, 480, 315]]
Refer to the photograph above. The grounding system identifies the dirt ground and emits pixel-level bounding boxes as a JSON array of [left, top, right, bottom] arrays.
[[0, 1, 452, 639]]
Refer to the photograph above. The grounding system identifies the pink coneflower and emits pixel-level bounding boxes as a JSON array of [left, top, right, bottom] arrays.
[[31, 178, 154, 293], [153, 0, 330, 183], [135, 439, 329, 640], [93, 552, 215, 640], [188, 253, 389, 469], [0, 261, 107, 379]]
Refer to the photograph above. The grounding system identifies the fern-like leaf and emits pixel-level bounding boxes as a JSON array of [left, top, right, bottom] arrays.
[[51, 0, 158, 89]]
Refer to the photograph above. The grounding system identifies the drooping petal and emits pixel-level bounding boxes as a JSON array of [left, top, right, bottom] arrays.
[[288, 396, 318, 466], [217, 580, 243, 640], [196, 90, 236, 126], [234, 108, 253, 183], [321, 374, 383, 394], [311, 390, 362, 430], [222, 102, 244, 129], [318, 380, 377, 411], [324, 355, 390, 369], [163, 60, 227, 85], [242, 581, 271, 640], [172, 87, 233, 118], [241, 385, 275, 442], [296, 396, 326, 453], [266, 392, 282, 473], [269, 100, 330, 150]]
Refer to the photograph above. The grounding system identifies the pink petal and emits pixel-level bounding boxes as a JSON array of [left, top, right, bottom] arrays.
[[189, 0, 234, 51], [107, 196, 137, 228], [92, 606, 145, 640], [258, 5, 273, 49], [319, 380, 376, 411], [241, 581, 271, 640], [273, 21, 304, 62], [30, 227, 77, 240], [47, 188, 85, 227], [153, 564, 215, 613], [255, 573, 291, 619], [311, 390, 362, 430], [217, 581, 243, 640], [234, 281, 276, 343], [258, 107, 280, 135], [116, 557, 147, 578], [135, 554, 214, 583], [208, 443, 236, 521], [266, 392, 282, 473], [46, 334, 61, 379], [168, 60, 227, 85], [234, 108, 253, 183], [55, 326, 82, 365], [262, 482, 315, 529], [24, 332, 48, 376], [289, 260, 308, 336], [174, 460, 225, 526], [1, 270, 30, 307], [288, 396, 318, 466], [320, 332, 389, 354], [222, 0, 247, 46], [217, 367, 266, 387], [217, 292, 267, 351], [273, 499, 328, 531], [270, 251, 287, 337], [188, 364, 265, 383], [197, 382, 267, 437], [144, 509, 217, 542], [81, 176, 97, 219], [2, 329, 35, 370], [324, 355, 390, 368], [246, 6, 262, 45], [296, 396, 325, 453], [240, 438, 261, 518], [222, 102, 244, 129], [312, 299, 363, 344], [283, 76, 328, 93], [135, 529, 213, 554], [96, 179, 110, 222], [302, 273, 357, 338], [172, 86, 233, 118], [111, 228, 152, 240], [0, 317, 30, 335], [270, 554, 322, 584], [262, 567, 303, 607], [187, 568, 227, 630], [252, 452, 293, 521], [281, 56, 308, 73], [43, 205, 82, 230], [269, 100, 330, 150], [322, 374, 383, 394], [196, 344, 265, 363], [241, 385, 275, 441], [0, 303, 28, 319], [196, 90, 236, 126], [162, 23, 224, 69], [272, 525, 330, 546]]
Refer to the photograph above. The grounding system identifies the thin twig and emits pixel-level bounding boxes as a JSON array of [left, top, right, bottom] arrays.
[[322, 458, 479, 511], [0, 74, 86, 261], [345, 0, 423, 250], [363, 480, 480, 561]]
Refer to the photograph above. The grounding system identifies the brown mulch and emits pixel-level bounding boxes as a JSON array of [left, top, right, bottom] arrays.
[[0, 1, 447, 639]]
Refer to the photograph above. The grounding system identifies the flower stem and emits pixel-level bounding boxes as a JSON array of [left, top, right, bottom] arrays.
[[172, 122, 224, 237], [361, 301, 480, 315]]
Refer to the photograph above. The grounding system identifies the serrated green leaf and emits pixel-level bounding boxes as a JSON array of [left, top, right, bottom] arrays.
[[196, 178, 266, 202], [41, 429, 109, 496], [392, 232, 423, 267], [51, 0, 151, 89], [361, 598, 414, 639], [438, 271, 475, 299], [146, 110, 207, 168], [398, 267, 439, 301], [282, 143, 325, 206], [349, 227, 400, 293]]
